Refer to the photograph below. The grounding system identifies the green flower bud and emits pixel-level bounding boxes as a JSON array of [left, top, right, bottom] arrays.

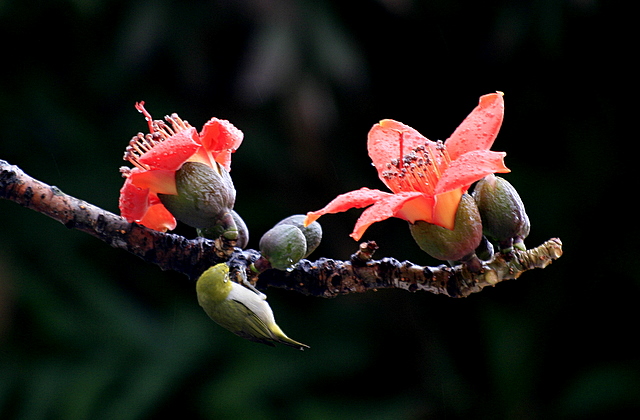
[[409, 194, 483, 261], [197, 209, 249, 249], [158, 161, 236, 230], [259, 224, 307, 271], [274, 214, 322, 258], [472, 174, 530, 252]]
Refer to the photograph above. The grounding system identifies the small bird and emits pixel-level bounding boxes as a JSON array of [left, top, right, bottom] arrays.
[[196, 263, 309, 350]]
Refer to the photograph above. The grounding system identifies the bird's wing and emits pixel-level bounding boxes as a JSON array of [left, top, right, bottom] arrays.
[[227, 298, 277, 346]]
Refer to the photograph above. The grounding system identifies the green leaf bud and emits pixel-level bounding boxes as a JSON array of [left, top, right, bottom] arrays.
[[158, 161, 236, 230], [472, 174, 530, 252], [409, 194, 483, 261], [259, 224, 307, 271], [274, 214, 322, 258]]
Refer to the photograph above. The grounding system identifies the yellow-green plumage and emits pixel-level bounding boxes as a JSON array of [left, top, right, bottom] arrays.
[[196, 263, 309, 350]]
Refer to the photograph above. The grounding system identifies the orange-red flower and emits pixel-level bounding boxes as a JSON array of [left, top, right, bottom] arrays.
[[304, 92, 510, 240], [119, 102, 243, 231]]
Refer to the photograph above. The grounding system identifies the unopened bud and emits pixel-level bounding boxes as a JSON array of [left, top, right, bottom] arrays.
[[197, 209, 249, 249], [158, 161, 236, 230], [472, 174, 530, 252], [259, 224, 307, 271], [275, 214, 322, 258], [409, 194, 483, 262]]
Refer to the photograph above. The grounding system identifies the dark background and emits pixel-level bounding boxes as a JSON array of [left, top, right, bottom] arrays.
[[1, 0, 637, 419]]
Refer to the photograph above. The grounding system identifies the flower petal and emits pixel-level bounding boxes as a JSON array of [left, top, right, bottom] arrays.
[[435, 150, 509, 195], [368, 119, 431, 175], [199, 118, 244, 171], [139, 127, 201, 171], [128, 169, 178, 195], [351, 191, 431, 240], [118, 176, 178, 231], [119, 177, 150, 222], [304, 188, 394, 226], [431, 188, 464, 230], [138, 201, 177, 232], [445, 92, 504, 160], [391, 193, 435, 224]]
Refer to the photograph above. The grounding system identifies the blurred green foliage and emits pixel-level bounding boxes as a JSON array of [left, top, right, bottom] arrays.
[[1, 0, 638, 418]]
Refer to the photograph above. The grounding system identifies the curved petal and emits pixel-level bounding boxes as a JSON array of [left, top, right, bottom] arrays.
[[128, 169, 178, 195], [445, 92, 504, 160], [350, 191, 430, 240], [118, 177, 177, 231], [431, 188, 464, 230], [304, 187, 393, 226], [119, 177, 150, 222], [199, 118, 244, 171], [368, 119, 431, 174], [139, 127, 200, 170], [138, 201, 177, 232], [391, 193, 435, 224], [435, 150, 509, 195]]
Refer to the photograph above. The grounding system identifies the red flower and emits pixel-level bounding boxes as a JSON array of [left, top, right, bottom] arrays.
[[119, 102, 243, 231], [304, 92, 510, 241]]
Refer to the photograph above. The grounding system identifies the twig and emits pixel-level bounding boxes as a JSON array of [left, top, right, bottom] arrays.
[[1, 159, 562, 297]]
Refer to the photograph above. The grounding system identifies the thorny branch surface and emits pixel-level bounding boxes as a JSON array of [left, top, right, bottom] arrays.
[[1, 160, 563, 298]]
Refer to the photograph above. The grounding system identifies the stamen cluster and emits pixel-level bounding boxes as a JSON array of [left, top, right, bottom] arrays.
[[122, 104, 192, 171], [380, 138, 451, 195]]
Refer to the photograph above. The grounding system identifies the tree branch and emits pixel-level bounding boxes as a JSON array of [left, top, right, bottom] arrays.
[[0, 159, 222, 279], [1, 159, 562, 297]]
